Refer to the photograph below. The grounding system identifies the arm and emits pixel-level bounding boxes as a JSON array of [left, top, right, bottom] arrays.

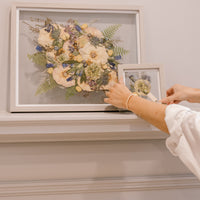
[[128, 95, 168, 133], [104, 82, 200, 179], [104, 81, 169, 134], [161, 84, 200, 104]]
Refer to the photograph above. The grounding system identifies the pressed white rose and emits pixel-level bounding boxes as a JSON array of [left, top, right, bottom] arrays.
[[85, 27, 103, 38], [38, 28, 54, 48], [79, 43, 108, 65], [77, 35, 89, 48], [52, 65, 75, 88]]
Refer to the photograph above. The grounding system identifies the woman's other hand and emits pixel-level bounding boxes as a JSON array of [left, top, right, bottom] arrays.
[[161, 84, 198, 104]]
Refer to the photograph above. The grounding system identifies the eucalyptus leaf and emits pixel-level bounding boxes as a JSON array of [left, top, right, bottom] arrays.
[[80, 70, 87, 83]]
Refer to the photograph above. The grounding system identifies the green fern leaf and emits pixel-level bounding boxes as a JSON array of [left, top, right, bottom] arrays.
[[35, 76, 57, 95], [113, 46, 129, 57], [28, 52, 47, 69], [102, 24, 121, 39]]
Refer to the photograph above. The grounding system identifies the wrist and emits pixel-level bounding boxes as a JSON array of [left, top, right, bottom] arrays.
[[125, 92, 138, 110], [187, 88, 200, 103]]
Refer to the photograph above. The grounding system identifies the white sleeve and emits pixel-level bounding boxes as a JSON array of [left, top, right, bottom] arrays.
[[165, 104, 200, 180]]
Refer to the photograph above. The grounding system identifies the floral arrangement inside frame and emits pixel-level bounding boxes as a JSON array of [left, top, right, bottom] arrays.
[[126, 71, 159, 102], [26, 18, 128, 100], [128, 73, 151, 96]]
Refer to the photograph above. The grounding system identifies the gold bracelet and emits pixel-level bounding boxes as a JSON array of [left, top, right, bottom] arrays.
[[125, 93, 138, 110]]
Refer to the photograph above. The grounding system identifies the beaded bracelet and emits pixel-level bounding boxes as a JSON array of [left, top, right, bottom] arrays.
[[125, 93, 138, 110]]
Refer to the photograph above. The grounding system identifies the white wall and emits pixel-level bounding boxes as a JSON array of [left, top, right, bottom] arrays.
[[0, 0, 200, 199]]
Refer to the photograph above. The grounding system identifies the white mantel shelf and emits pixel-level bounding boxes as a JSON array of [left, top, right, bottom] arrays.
[[0, 111, 167, 143]]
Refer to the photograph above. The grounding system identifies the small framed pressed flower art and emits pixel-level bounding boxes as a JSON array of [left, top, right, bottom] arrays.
[[118, 64, 165, 102], [10, 2, 144, 112]]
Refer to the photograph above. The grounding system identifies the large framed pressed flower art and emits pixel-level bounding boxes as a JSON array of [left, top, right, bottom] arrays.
[[10, 3, 144, 112]]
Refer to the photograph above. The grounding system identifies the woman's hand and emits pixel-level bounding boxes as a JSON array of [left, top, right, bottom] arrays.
[[104, 80, 169, 133], [104, 80, 132, 109], [160, 84, 197, 104]]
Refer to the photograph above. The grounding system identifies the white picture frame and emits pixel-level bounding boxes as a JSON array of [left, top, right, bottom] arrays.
[[10, 2, 144, 112], [118, 64, 165, 102]]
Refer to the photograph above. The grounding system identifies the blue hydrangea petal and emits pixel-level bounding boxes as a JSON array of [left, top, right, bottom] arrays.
[[75, 25, 81, 32], [46, 63, 54, 68], [36, 45, 43, 52], [108, 61, 115, 67], [62, 63, 68, 68], [114, 55, 122, 60], [66, 77, 73, 82]]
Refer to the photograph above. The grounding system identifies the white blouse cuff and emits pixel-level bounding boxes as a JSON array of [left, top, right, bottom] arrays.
[[165, 104, 191, 156]]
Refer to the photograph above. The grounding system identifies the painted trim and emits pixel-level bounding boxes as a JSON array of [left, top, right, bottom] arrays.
[[0, 112, 167, 143], [0, 175, 199, 197]]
